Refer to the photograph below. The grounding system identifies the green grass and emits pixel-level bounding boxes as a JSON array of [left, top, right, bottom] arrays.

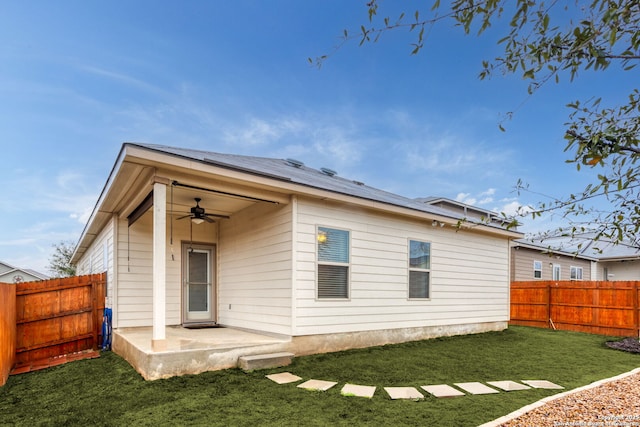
[[1, 326, 638, 426]]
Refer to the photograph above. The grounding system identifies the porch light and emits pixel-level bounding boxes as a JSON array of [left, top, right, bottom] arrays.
[[192, 218, 204, 225], [317, 231, 327, 244]]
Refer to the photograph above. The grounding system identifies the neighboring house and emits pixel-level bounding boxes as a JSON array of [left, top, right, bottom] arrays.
[[71, 143, 522, 361], [0, 261, 49, 283], [512, 234, 640, 281]]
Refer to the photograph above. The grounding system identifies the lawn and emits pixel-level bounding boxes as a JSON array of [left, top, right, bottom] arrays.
[[1, 326, 638, 426]]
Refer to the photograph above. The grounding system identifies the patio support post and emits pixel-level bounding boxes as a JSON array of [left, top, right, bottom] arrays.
[[152, 178, 168, 351]]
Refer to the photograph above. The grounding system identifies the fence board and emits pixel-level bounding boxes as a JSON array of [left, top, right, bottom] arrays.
[[0, 282, 16, 386], [510, 281, 640, 337], [13, 273, 106, 373]]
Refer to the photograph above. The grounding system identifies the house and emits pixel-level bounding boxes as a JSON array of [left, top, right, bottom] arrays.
[[71, 143, 522, 378], [511, 234, 640, 281], [0, 261, 49, 283]]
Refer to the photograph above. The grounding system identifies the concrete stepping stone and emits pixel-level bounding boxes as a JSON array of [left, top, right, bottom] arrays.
[[421, 384, 466, 398], [487, 381, 531, 391], [297, 379, 337, 391], [266, 372, 302, 384], [454, 382, 500, 395], [341, 383, 376, 398], [384, 387, 424, 400], [521, 380, 564, 389]]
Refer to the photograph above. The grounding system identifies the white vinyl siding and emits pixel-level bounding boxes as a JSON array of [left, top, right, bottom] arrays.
[[294, 197, 510, 336], [217, 202, 293, 335], [75, 215, 115, 307]]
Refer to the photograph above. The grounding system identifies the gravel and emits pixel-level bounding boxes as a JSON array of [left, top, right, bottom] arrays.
[[493, 370, 640, 427]]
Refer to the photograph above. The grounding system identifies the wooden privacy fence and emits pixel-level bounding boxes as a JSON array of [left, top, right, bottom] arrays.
[[511, 281, 640, 337], [0, 273, 106, 383], [0, 282, 16, 386]]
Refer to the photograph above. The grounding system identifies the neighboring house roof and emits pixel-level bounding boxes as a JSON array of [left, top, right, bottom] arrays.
[[513, 233, 640, 262], [0, 261, 49, 282], [132, 143, 512, 231]]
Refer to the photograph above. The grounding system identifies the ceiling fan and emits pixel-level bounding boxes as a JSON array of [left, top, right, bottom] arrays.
[[177, 198, 229, 224]]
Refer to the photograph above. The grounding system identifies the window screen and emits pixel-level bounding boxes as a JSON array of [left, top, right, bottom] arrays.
[[317, 227, 349, 299], [409, 240, 430, 299]]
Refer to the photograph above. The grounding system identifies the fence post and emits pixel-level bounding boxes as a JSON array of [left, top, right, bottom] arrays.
[[547, 282, 552, 329], [634, 281, 639, 338]]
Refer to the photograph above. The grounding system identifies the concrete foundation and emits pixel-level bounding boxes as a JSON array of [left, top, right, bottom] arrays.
[[113, 321, 507, 380]]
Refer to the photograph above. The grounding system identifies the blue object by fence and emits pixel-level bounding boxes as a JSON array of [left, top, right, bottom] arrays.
[[101, 308, 112, 351]]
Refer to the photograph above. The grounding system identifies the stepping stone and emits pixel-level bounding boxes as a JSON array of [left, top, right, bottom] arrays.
[[454, 382, 500, 395], [487, 381, 531, 391], [521, 380, 564, 389], [266, 372, 302, 384], [384, 387, 424, 400], [297, 379, 337, 391], [421, 384, 465, 398], [341, 383, 376, 398]]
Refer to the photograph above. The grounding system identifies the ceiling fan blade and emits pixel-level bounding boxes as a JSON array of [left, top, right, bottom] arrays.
[[204, 216, 215, 223], [205, 213, 230, 219], [177, 214, 192, 220]]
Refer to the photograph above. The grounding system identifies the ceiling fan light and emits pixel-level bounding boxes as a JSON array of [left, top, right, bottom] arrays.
[[191, 217, 204, 225]]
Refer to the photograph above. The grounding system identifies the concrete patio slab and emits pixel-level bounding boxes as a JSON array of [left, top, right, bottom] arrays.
[[487, 381, 531, 391], [341, 383, 376, 398], [384, 387, 424, 400], [266, 372, 302, 384], [454, 382, 500, 395], [297, 379, 338, 391], [421, 384, 466, 397], [113, 326, 292, 380], [521, 380, 564, 389]]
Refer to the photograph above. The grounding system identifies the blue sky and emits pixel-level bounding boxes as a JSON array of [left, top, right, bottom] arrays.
[[0, 1, 633, 274]]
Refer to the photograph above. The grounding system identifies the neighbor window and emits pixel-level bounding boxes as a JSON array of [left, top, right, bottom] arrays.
[[570, 266, 583, 280], [533, 260, 542, 278], [553, 264, 561, 281], [317, 227, 350, 299], [409, 240, 431, 299]]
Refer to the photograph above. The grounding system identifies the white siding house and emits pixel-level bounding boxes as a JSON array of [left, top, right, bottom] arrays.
[[72, 143, 521, 371]]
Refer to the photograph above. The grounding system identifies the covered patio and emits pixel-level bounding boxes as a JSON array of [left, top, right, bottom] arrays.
[[113, 326, 292, 380]]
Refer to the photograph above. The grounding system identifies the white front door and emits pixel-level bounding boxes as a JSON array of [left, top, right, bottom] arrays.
[[183, 244, 216, 324]]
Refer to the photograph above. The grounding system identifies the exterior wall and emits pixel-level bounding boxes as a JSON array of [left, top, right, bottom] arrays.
[[597, 260, 640, 280], [76, 215, 115, 306], [293, 197, 510, 336], [115, 211, 217, 328], [511, 246, 592, 281], [217, 201, 293, 335]]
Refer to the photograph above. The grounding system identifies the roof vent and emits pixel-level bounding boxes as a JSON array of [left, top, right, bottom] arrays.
[[352, 180, 365, 186], [320, 167, 337, 177], [285, 158, 304, 168]]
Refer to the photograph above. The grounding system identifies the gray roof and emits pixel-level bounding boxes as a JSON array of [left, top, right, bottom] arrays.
[[130, 143, 511, 230], [514, 233, 640, 261]]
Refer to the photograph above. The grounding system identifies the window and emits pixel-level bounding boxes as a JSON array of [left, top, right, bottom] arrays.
[[570, 266, 583, 280], [533, 261, 542, 278], [552, 264, 561, 281], [409, 240, 431, 299], [317, 227, 350, 299]]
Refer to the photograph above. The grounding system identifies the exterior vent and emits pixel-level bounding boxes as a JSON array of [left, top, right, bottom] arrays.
[[285, 158, 304, 168], [352, 180, 364, 186], [320, 167, 337, 177]]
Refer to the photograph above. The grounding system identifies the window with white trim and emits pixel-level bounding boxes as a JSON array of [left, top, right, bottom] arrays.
[[552, 264, 561, 281], [317, 227, 350, 299], [570, 266, 583, 280], [409, 240, 431, 299], [533, 260, 542, 278]]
